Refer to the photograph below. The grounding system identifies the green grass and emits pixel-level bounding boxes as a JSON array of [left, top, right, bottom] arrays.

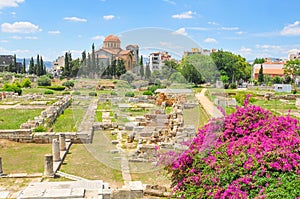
[[0, 109, 41, 129], [95, 110, 102, 122], [52, 107, 85, 132], [60, 131, 123, 188], [0, 139, 51, 173], [252, 99, 296, 111]]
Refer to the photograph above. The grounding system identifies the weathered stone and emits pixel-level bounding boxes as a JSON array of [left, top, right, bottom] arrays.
[[44, 154, 54, 177], [52, 139, 61, 162], [59, 134, 66, 151], [296, 98, 300, 108]]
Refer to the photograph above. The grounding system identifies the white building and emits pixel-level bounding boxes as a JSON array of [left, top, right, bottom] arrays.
[[288, 49, 300, 60], [52, 56, 65, 77], [148, 51, 172, 71]]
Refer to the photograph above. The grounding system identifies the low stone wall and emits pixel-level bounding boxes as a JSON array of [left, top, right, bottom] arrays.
[[0, 130, 91, 144], [20, 95, 72, 129]]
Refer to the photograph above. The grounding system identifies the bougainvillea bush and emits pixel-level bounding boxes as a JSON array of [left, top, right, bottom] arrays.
[[164, 96, 300, 198]]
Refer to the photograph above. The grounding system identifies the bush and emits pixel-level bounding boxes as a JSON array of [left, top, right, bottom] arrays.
[[72, 91, 81, 95], [46, 85, 65, 91], [292, 89, 297, 94], [62, 91, 70, 95], [147, 84, 165, 93], [163, 96, 300, 198], [44, 90, 54, 95], [142, 90, 153, 95], [2, 83, 22, 95], [229, 82, 237, 89], [62, 80, 75, 88], [21, 78, 31, 88], [224, 83, 229, 89], [125, 91, 135, 97], [33, 125, 47, 132], [89, 92, 97, 96], [37, 75, 51, 86], [110, 91, 117, 95]]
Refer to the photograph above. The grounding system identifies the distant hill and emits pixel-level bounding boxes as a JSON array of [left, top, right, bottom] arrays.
[[16, 58, 52, 70]]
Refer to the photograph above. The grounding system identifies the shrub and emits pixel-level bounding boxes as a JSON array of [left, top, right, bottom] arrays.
[[46, 85, 65, 91], [62, 80, 75, 88], [2, 83, 22, 95], [72, 91, 81, 95], [224, 83, 229, 89], [37, 75, 51, 86], [147, 84, 165, 93], [229, 82, 237, 89], [21, 78, 31, 88], [62, 91, 70, 95], [33, 125, 47, 132], [125, 91, 134, 97], [110, 91, 117, 95], [292, 89, 297, 94], [142, 90, 153, 95], [162, 96, 300, 198], [89, 92, 97, 96], [44, 90, 54, 95]]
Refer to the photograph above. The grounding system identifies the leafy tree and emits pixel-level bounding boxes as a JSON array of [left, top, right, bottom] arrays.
[[258, 64, 264, 84], [283, 59, 300, 87], [253, 58, 265, 64], [180, 58, 204, 86], [220, 75, 229, 84], [211, 50, 251, 82], [37, 75, 51, 86], [62, 80, 75, 89], [71, 58, 80, 77], [21, 78, 31, 88], [283, 75, 292, 84], [272, 76, 282, 84], [139, 55, 144, 78], [145, 63, 151, 79], [28, 57, 34, 74], [120, 71, 135, 83], [149, 70, 162, 83], [169, 72, 187, 83], [164, 59, 178, 70]]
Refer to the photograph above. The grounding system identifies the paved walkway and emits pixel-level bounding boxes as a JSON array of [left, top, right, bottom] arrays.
[[195, 88, 224, 119]]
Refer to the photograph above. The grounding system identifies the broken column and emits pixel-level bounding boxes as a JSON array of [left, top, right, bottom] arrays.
[[44, 154, 54, 177], [0, 157, 3, 175], [59, 134, 66, 151], [52, 139, 61, 162]]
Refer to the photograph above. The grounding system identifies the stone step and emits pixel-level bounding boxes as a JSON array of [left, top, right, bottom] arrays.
[[56, 171, 88, 181]]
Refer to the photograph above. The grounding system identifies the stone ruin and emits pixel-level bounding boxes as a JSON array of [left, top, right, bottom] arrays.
[[20, 95, 72, 129]]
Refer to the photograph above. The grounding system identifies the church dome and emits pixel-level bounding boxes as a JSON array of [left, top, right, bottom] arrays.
[[104, 35, 120, 43]]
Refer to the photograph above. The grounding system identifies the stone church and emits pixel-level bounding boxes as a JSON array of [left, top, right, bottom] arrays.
[[94, 35, 139, 71]]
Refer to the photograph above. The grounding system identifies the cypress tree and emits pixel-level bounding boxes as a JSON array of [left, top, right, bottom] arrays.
[[145, 63, 151, 79], [139, 55, 144, 78], [22, 58, 26, 73], [29, 57, 34, 74], [35, 54, 40, 75], [258, 64, 264, 84]]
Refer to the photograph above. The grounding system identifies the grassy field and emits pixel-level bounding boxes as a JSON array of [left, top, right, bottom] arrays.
[[60, 144, 123, 188], [0, 109, 41, 129], [0, 139, 51, 173], [51, 105, 86, 132]]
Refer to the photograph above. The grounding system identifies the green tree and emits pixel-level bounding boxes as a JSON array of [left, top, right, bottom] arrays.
[[211, 50, 251, 82], [272, 76, 282, 84], [120, 71, 135, 83], [28, 57, 34, 74], [37, 75, 51, 86], [284, 59, 300, 84], [180, 58, 204, 86], [92, 43, 96, 73], [139, 55, 144, 78], [21, 58, 26, 74], [62, 52, 71, 77], [145, 63, 151, 79], [35, 54, 40, 75], [258, 64, 264, 84], [253, 58, 265, 64], [116, 59, 126, 78]]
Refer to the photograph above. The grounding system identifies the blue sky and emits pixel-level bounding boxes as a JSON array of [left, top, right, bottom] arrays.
[[1, 0, 300, 61]]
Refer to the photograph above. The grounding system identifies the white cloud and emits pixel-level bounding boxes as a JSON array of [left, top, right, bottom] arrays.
[[236, 31, 247, 35], [172, 11, 195, 19], [172, 28, 187, 36], [280, 21, 300, 36], [208, 21, 219, 26], [63, 17, 87, 22], [24, 36, 37, 40], [256, 44, 281, 50], [239, 47, 252, 55], [0, 39, 8, 43], [1, 21, 41, 33], [220, 27, 239, 31], [11, 35, 22, 39], [103, 15, 115, 20], [48, 30, 60, 35], [91, 35, 105, 40], [0, 0, 24, 9], [0, 46, 30, 54], [186, 27, 208, 31], [163, 0, 176, 5], [203, 38, 217, 43]]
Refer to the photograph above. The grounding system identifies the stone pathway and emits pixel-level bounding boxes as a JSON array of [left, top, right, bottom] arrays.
[[195, 88, 224, 119], [56, 171, 88, 181]]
